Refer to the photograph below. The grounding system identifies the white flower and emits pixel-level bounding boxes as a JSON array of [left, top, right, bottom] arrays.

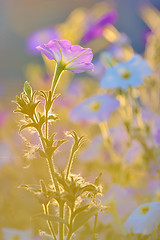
[[2, 228, 32, 240], [124, 201, 160, 235]]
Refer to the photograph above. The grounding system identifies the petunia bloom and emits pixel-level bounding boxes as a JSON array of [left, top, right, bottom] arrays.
[[36, 40, 94, 73], [124, 202, 160, 235], [100, 54, 152, 90], [26, 27, 59, 55], [70, 94, 119, 123], [2, 228, 33, 240], [81, 10, 118, 44]]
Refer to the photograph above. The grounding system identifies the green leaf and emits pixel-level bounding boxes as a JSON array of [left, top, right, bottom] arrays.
[[18, 184, 41, 192], [34, 214, 69, 227], [24, 81, 32, 99], [71, 204, 90, 220], [19, 122, 38, 134], [72, 206, 100, 233], [77, 184, 98, 197]]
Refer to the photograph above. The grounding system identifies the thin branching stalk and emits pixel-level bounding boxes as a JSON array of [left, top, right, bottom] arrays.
[[59, 201, 64, 240], [43, 204, 57, 240], [92, 213, 98, 240], [66, 150, 75, 180], [51, 63, 64, 97]]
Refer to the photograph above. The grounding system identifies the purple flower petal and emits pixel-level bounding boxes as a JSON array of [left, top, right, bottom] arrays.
[[37, 40, 94, 73], [26, 27, 59, 55], [81, 10, 118, 44]]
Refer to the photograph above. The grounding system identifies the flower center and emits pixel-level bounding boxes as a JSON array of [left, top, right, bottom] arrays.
[[90, 102, 101, 111], [140, 205, 149, 215], [13, 235, 20, 240], [119, 68, 131, 79]]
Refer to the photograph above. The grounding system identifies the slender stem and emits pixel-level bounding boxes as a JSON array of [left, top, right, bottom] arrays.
[[43, 204, 57, 240], [92, 214, 98, 240], [153, 228, 158, 240], [99, 122, 120, 162], [99, 122, 109, 141], [66, 150, 74, 180], [47, 156, 60, 193], [33, 118, 59, 193], [46, 109, 48, 139], [66, 207, 73, 240], [111, 202, 125, 235], [59, 201, 64, 240], [51, 63, 64, 97]]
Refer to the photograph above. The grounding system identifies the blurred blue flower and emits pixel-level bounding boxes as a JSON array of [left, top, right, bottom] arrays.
[[100, 54, 152, 90], [70, 94, 120, 123], [26, 27, 59, 55], [124, 201, 160, 235]]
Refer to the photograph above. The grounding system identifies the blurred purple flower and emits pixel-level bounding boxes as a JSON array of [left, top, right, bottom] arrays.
[[0, 109, 8, 126], [142, 28, 152, 45], [37, 40, 94, 73], [81, 10, 118, 44], [155, 129, 160, 148], [26, 27, 59, 55], [100, 54, 152, 90], [70, 94, 119, 123]]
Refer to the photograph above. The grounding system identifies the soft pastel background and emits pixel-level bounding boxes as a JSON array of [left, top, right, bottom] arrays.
[[1, 0, 160, 239]]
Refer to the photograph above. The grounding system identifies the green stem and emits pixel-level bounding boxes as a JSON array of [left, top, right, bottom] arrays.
[[47, 156, 60, 193], [59, 201, 64, 240], [66, 204, 74, 240], [46, 109, 48, 139], [153, 228, 158, 240], [66, 150, 75, 180], [92, 213, 98, 240], [43, 204, 57, 240], [51, 63, 65, 97], [35, 123, 59, 193], [98, 122, 121, 162]]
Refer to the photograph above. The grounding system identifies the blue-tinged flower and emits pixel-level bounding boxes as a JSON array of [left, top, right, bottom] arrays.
[[26, 27, 59, 55], [2, 228, 33, 240], [100, 54, 152, 90], [36, 40, 94, 73], [81, 10, 118, 44], [70, 94, 120, 123], [124, 202, 160, 234]]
